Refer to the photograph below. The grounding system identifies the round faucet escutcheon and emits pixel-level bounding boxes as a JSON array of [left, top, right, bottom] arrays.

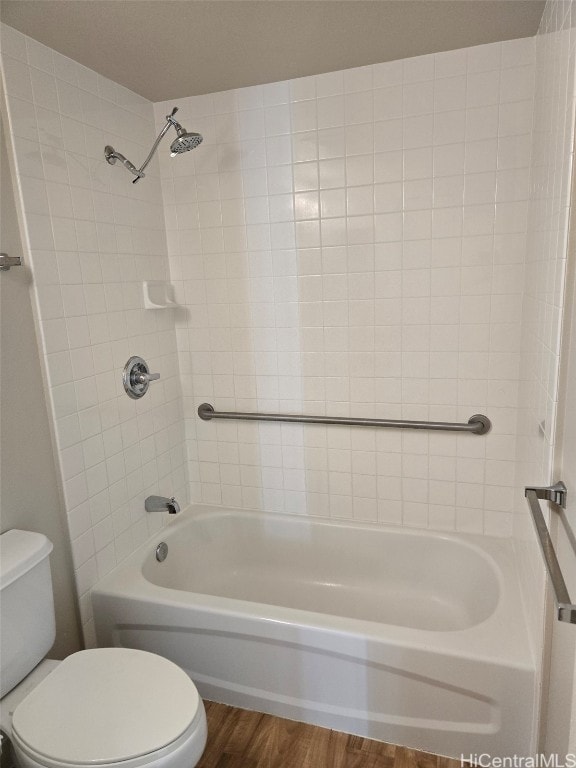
[[123, 356, 160, 399]]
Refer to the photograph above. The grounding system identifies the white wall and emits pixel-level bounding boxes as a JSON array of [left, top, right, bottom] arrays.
[[538, 2, 576, 751], [155, 38, 536, 536], [0, 24, 187, 645], [546, 203, 576, 754], [0, 114, 82, 658], [513, 0, 576, 669]]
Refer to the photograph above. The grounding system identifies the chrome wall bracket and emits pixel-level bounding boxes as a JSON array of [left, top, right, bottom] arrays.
[[0, 252, 22, 271], [525, 481, 567, 509], [525, 481, 575, 624], [123, 356, 160, 399]]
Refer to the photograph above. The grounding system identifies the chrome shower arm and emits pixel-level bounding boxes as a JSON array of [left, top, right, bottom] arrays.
[[104, 106, 201, 183], [132, 117, 175, 181], [104, 108, 179, 182], [105, 117, 174, 183]]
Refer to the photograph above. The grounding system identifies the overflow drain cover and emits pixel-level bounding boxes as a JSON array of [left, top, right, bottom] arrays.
[[155, 542, 168, 562]]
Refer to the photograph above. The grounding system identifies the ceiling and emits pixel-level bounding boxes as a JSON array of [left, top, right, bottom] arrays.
[[0, 1, 546, 102]]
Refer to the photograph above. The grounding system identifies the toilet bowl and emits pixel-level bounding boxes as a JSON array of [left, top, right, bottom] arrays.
[[9, 648, 207, 768], [0, 530, 207, 768]]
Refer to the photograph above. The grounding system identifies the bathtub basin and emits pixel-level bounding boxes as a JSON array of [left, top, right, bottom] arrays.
[[92, 505, 536, 758]]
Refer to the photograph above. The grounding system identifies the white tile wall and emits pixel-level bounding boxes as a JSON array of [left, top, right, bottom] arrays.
[[155, 37, 536, 536], [4, 17, 573, 649], [1, 24, 187, 644], [513, 0, 576, 649]]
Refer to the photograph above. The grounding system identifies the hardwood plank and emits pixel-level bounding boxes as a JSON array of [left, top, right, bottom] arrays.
[[439, 756, 465, 768], [198, 703, 257, 768], [275, 721, 318, 768], [243, 711, 314, 768], [303, 722, 333, 768], [329, 729, 363, 768], [221, 707, 265, 756], [395, 747, 439, 768], [213, 755, 258, 768], [198, 701, 458, 768], [315, 726, 392, 768], [348, 732, 397, 760]]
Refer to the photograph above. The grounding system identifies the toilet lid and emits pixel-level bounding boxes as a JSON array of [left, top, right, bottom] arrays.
[[12, 648, 200, 765]]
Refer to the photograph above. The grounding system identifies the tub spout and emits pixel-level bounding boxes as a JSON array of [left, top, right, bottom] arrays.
[[145, 495, 180, 514]]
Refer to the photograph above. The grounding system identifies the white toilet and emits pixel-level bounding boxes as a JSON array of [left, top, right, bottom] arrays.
[[0, 530, 208, 768]]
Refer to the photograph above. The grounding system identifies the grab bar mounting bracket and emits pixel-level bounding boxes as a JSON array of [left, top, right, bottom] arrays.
[[525, 481, 567, 509], [0, 252, 22, 271], [559, 604, 576, 624]]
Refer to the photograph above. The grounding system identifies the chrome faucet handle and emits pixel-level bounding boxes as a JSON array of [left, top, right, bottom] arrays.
[[123, 356, 160, 399], [133, 371, 160, 385]]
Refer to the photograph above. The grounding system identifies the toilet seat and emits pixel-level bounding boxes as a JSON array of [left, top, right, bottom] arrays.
[[11, 648, 205, 768]]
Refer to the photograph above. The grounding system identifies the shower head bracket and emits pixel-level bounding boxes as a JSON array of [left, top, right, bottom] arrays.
[[104, 145, 117, 165], [104, 145, 145, 181]]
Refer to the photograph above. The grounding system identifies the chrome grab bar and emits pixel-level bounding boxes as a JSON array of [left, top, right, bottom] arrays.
[[198, 403, 491, 434], [524, 481, 576, 624]]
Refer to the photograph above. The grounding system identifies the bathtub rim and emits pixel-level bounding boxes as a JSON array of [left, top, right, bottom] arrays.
[[92, 503, 535, 672]]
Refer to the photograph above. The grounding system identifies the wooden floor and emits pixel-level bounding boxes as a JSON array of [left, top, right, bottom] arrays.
[[197, 701, 463, 768]]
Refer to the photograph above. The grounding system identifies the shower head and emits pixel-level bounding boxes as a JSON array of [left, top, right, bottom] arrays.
[[104, 106, 202, 182], [169, 117, 203, 155], [168, 113, 203, 155], [170, 131, 203, 156]]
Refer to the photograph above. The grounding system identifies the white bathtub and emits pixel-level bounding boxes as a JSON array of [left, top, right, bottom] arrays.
[[92, 506, 536, 758]]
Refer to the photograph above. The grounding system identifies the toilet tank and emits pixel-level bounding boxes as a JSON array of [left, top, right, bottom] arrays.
[[0, 530, 55, 697]]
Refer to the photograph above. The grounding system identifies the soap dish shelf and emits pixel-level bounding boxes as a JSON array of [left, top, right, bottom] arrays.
[[143, 281, 177, 310]]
